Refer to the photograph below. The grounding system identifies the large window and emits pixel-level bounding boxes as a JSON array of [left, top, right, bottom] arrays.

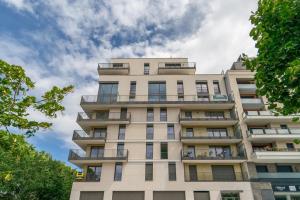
[[160, 108, 167, 121], [221, 192, 240, 200], [160, 143, 168, 159], [177, 81, 184, 95], [207, 128, 228, 137], [146, 125, 154, 140], [148, 82, 166, 101], [117, 143, 124, 157], [98, 82, 118, 103], [147, 108, 154, 121], [114, 163, 122, 181], [94, 128, 106, 138], [129, 81, 136, 100], [146, 143, 153, 159], [256, 165, 268, 173], [196, 81, 208, 94], [167, 124, 175, 139], [168, 162, 176, 181], [145, 162, 153, 181], [213, 80, 221, 94], [186, 128, 194, 137], [205, 111, 224, 119], [90, 146, 104, 158], [118, 125, 126, 140], [209, 146, 231, 158], [86, 166, 102, 181]]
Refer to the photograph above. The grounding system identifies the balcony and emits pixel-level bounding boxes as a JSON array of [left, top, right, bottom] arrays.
[[77, 112, 131, 130], [243, 111, 298, 125], [158, 62, 196, 75], [185, 172, 244, 182], [80, 94, 235, 111], [97, 63, 129, 75], [181, 149, 246, 163], [72, 130, 106, 149], [180, 131, 242, 144], [240, 98, 264, 110], [68, 149, 128, 167], [179, 114, 238, 127], [247, 128, 300, 142], [238, 84, 256, 94], [252, 148, 300, 163]]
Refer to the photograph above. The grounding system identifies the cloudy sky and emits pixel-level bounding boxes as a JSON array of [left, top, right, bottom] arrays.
[[0, 0, 257, 166]]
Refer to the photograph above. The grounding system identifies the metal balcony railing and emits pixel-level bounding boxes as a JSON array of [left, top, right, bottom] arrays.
[[80, 94, 234, 104], [255, 172, 300, 179], [72, 130, 106, 140], [179, 113, 237, 121], [181, 149, 246, 160], [185, 172, 244, 181], [68, 149, 128, 160], [180, 131, 242, 140], [238, 84, 257, 90], [158, 62, 196, 68], [247, 128, 300, 136], [98, 63, 130, 69], [77, 112, 131, 121], [240, 98, 263, 104]]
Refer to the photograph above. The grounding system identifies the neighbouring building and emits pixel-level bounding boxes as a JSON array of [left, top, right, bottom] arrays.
[[68, 57, 300, 200]]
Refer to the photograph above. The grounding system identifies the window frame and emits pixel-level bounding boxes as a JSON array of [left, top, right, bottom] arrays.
[[114, 163, 123, 181], [145, 162, 153, 181], [168, 162, 176, 181]]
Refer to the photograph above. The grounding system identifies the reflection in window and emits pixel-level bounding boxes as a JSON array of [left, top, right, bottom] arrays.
[[148, 82, 166, 101], [98, 83, 118, 103]]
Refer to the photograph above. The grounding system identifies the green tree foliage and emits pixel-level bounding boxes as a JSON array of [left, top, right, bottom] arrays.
[[0, 130, 76, 200], [0, 60, 74, 137], [242, 0, 300, 118]]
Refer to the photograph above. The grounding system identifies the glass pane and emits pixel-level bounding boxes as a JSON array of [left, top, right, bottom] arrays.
[[146, 144, 153, 159]]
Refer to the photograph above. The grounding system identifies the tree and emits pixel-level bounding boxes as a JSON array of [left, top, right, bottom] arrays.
[[0, 59, 74, 137], [0, 130, 76, 200], [0, 60, 75, 199], [242, 0, 300, 118]]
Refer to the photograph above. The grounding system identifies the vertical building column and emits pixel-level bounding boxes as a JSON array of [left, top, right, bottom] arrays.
[[185, 190, 194, 200], [103, 190, 112, 200], [145, 190, 152, 200]]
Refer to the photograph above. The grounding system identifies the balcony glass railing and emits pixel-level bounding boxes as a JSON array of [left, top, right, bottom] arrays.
[[158, 62, 196, 68], [241, 98, 263, 104], [181, 131, 241, 139], [77, 112, 131, 121], [68, 149, 128, 160], [98, 63, 129, 69], [247, 128, 300, 136], [181, 149, 246, 160], [81, 94, 234, 103], [72, 130, 106, 140], [185, 172, 244, 181], [179, 113, 237, 121], [256, 172, 300, 179], [238, 84, 257, 90], [253, 147, 300, 152]]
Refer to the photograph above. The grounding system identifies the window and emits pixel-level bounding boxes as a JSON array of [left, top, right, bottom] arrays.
[[146, 143, 153, 159], [194, 191, 210, 200], [256, 165, 268, 173], [160, 143, 168, 159], [196, 81, 208, 94], [221, 192, 240, 200], [117, 143, 124, 157], [114, 163, 122, 181], [205, 112, 224, 119], [185, 111, 192, 119], [160, 108, 167, 121], [189, 165, 198, 181], [148, 82, 166, 101], [177, 81, 184, 95], [90, 146, 104, 158], [147, 108, 154, 121], [207, 128, 228, 137], [280, 124, 288, 129], [168, 162, 176, 181], [86, 166, 102, 181], [112, 63, 123, 68], [120, 108, 127, 119], [118, 125, 126, 140], [145, 163, 153, 181], [129, 81, 136, 100], [98, 82, 118, 103], [287, 143, 295, 150], [276, 165, 293, 172], [144, 63, 150, 75], [186, 128, 194, 137], [94, 128, 106, 138], [213, 81, 221, 94], [209, 146, 231, 158], [96, 111, 109, 119], [165, 63, 181, 68], [146, 125, 154, 140], [167, 124, 175, 139]]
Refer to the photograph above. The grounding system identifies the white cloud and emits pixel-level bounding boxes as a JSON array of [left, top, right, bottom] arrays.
[[0, 0, 258, 149]]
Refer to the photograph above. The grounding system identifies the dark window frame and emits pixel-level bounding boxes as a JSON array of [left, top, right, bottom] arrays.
[[167, 124, 175, 139], [114, 163, 123, 181], [145, 162, 153, 181], [160, 108, 167, 121], [160, 142, 168, 159], [168, 162, 176, 181]]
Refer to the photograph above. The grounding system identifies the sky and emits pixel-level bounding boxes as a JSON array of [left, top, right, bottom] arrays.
[[0, 0, 257, 167]]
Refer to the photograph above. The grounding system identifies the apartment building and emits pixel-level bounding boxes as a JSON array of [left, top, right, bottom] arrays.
[[68, 57, 300, 200]]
